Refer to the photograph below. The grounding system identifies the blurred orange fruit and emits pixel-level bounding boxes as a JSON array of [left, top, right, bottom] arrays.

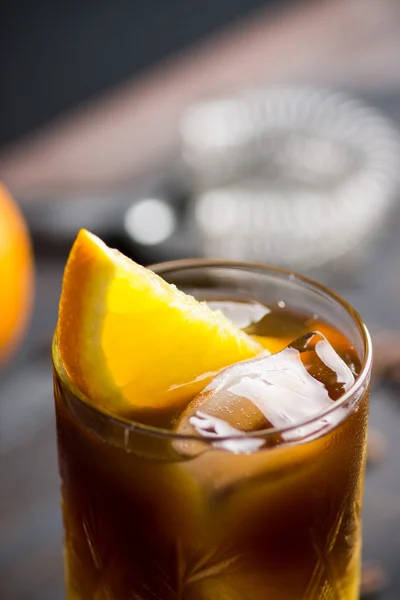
[[0, 183, 33, 365]]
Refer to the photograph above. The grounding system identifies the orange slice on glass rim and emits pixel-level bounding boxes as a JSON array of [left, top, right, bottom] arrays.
[[56, 230, 264, 414]]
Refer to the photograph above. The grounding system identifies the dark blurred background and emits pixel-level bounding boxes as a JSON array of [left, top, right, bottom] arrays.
[[1, 1, 400, 598], [1, 0, 284, 147]]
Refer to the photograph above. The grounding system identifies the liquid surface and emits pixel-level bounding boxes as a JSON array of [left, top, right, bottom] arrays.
[[176, 330, 356, 455], [55, 299, 368, 600], [121, 300, 360, 433]]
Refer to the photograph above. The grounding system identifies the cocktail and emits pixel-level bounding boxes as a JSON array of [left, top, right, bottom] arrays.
[[53, 230, 371, 599]]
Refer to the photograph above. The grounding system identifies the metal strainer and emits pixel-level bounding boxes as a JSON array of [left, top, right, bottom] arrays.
[[180, 87, 400, 270]]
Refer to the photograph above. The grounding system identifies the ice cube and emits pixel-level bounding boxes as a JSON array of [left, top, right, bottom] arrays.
[[175, 332, 355, 454], [188, 411, 266, 454], [206, 300, 270, 329]]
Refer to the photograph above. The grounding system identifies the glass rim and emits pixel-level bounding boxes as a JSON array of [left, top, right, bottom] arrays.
[[53, 258, 372, 443]]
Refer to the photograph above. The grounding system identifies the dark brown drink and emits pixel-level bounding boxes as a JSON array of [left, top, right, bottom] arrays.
[[54, 261, 371, 600]]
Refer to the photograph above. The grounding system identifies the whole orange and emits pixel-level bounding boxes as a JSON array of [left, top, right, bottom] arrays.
[[0, 183, 34, 365]]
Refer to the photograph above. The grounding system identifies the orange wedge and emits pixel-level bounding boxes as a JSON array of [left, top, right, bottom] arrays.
[[57, 230, 263, 413]]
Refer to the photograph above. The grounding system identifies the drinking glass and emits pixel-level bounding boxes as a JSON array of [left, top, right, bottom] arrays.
[[53, 260, 372, 600]]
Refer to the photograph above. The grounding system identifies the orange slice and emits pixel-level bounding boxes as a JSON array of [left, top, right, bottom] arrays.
[[57, 230, 263, 413]]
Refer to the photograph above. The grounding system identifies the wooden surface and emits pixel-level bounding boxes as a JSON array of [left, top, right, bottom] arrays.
[[0, 0, 399, 198]]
